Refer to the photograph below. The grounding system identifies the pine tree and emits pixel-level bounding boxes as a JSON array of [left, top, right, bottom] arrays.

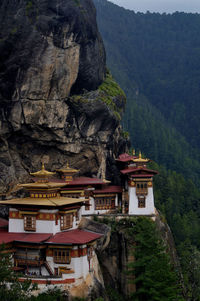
[[127, 217, 183, 301]]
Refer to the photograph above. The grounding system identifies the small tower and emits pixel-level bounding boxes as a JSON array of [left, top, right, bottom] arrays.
[[121, 152, 158, 215], [56, 162, 79, 183]]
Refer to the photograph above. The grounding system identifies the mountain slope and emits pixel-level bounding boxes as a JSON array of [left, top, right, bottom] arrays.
[[94, 0, 200, 185]]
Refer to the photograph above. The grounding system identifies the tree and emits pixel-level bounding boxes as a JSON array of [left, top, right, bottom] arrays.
[[0, 245, 64, 301], [0, 244, 36, 301], [127, 217, 183, 301]]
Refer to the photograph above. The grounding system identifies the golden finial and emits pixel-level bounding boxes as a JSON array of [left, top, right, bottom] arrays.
[[132, 149, 135, 156], [132, 150, 150, 164], [66, 161, 69, 169], [30, 161, 55, 181]]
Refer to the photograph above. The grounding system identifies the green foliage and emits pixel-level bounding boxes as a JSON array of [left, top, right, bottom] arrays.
[[0, 245, 66, 301], [0, 245, 36, 301], [99, 70, 125, 99], [30, 288, 65, 301], [177, 241, 200, 301], [105, 286, 124, 301], [10, 27, 17, 35], [122, 131, 129, 139], [94, 3, 200, 297], [94, 0, 200, 187], [98, 70, 126, 119], [26, 1, 33, 15], [73, 0, 81, 7], [127, 217, 182, 301]]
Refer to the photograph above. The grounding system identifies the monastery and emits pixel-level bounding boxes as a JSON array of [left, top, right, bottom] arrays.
[[0, 152, 157, 290]]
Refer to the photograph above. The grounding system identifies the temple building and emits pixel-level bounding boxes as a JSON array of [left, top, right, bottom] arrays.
[[120, 152, 158, 215], [0, 151, 157, 289], [0, 164, 102, 287]]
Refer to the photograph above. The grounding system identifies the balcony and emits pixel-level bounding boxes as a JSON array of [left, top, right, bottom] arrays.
[[14, 257, 44, 267]]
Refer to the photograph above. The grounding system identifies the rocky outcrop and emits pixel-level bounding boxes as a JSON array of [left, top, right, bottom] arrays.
[[0, 0, 128, 193]]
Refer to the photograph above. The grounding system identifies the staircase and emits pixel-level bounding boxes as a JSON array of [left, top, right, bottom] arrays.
[[44, 261, 54, 276]]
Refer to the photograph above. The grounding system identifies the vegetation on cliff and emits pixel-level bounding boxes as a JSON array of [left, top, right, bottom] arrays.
[[95, 217, 182, 300], [94, 1, 200, 298], [127, 217, 182, 301]]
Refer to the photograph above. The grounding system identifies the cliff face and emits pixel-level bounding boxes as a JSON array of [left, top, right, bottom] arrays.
[[0, 0, 127, 192]]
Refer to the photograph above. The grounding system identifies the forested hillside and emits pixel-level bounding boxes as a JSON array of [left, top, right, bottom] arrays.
[[94, 0, 200, 298], [94, 0, 200, 185]]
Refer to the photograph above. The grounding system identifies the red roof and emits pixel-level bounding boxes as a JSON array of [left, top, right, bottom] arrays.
[[63, 177, 105, 186], [94, 186, 122, 194], [46, 229, 102, 245], [0, 230, 52, 244], [130, 174, 155, 178], [121, 166, 158, 175], [0, 218, 8, 228], [116, 153, 137, 162]]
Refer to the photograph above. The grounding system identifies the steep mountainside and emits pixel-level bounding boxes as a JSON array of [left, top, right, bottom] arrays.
[[0, 0, 127, 192], [94, 1, 200, 298], [94, 0, 200, 185]]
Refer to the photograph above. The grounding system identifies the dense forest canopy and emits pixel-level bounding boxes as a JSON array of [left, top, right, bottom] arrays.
[[94, 0, 200, 186], [93, 0, 200, 298]]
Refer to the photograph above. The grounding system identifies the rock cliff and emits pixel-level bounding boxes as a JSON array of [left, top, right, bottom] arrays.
[[0, 0, 128, 192]]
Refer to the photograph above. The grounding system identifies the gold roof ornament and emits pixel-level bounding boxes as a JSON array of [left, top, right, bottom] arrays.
[[132, 151, 150, 164], [132, 149, 136, 156], [30, 162, 55, 182], [56, 161, 79, 174]]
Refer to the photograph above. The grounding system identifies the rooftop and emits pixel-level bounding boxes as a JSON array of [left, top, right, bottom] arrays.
[[120, 166, 158, 175], [0, 231, 52, 244], [94, 185, 122, 194], [0, 229, 102, 245], [46, 229, 102, 245], [0, 197, 85, 207], [61, 177, 106, 186], [116, 153, 137, 162]]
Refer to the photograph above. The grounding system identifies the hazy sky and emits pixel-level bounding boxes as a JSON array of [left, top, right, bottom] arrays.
[[110, 0, 200, 13]]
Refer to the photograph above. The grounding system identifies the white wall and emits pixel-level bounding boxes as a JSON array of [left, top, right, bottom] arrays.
[[8, 208, 79, 233], [81, 197, 95, 215], [46, 245, 89, 280], [128, 187, 155, 215]]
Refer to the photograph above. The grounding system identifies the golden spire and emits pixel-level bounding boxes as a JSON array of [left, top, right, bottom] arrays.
[[56, 162, 79, 173], [133, 151, 150, 164], [132, 149, 136, 156], [30, 162, 55, 182], [56, 161, 79, 182]]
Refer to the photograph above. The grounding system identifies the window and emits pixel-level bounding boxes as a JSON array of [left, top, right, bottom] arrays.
[[138, 196, 146, 208], [24, 215, 36, 231], [53, 249, 71, 264], [85, 200, 90, 211], [60, 214, 73, 230], [136, 182, 148, 195], [95, 197, 114, 210]]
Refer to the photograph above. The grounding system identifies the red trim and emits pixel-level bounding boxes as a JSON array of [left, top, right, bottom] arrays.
[[94, 186, 122, 194], [120, 166, 158, 175], [130, 174, 155, 178], [0, 218, 8, 228]]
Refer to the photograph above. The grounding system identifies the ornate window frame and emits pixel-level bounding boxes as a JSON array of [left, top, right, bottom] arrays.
[[24, 215, 36, 231]]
